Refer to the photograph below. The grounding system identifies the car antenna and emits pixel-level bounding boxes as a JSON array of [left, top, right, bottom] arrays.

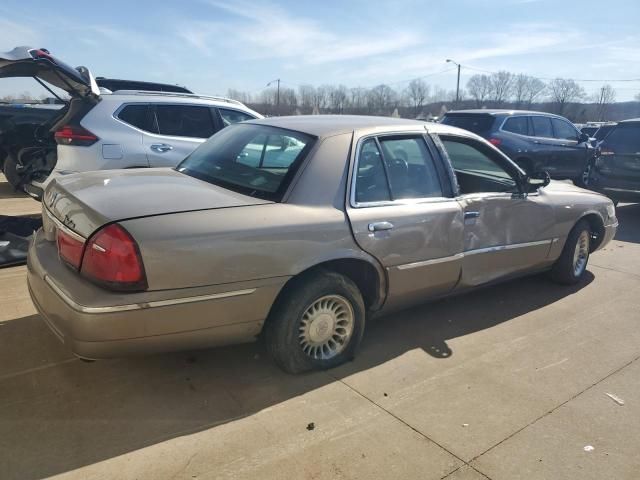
[[32, 76, 67, 104]]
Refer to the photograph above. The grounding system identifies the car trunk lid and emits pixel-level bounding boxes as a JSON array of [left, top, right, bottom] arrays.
[[43, 168, 272, 238], [0, 46, 100, 99]]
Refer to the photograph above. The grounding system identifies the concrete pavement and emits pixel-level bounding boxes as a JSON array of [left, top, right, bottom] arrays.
[[0, 203, 638, 479]]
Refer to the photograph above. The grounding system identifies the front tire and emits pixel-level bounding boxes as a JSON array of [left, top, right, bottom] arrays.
[[550, 219, 591, 285], [265, 270, 366, 374]]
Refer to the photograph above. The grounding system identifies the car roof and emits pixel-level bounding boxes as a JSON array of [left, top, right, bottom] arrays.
[[446, 109, 568, 119], [245, 115, 439, 137]]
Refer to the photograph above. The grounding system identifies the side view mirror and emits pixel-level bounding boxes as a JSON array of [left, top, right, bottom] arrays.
[[578, 132, 590, 143], [525, 170, 551, 191]]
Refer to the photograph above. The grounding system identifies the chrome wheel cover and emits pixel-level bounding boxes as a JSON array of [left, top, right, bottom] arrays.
[[573, 230, 590, 276], [299, 295, 354, 360]]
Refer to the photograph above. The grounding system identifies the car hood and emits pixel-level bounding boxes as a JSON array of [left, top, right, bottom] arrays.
[[44, 168, 272, 237], [0, 46, 100, 99], [543, 180, 600, 195]]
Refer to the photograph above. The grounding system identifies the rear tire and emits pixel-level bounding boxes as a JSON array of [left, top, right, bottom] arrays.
[[265, 270, 365, 374], [550, 219, 591, 285]]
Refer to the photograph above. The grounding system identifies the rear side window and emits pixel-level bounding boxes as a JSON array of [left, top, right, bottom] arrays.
[[531, 116, 553, 138], [155, 105, 215, 138], [594, 125, 615, 142], [602, 124, 640, 153], [219, 108, 255, 127], [441, 115, 494, 135], [502, 116, 529, 136], [117, 104, 153, 131], [354, 136, 443, 204], [551, 118, 578, 140]]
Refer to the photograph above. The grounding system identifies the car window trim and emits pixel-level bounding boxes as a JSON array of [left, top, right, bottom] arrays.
[[151, 103, 217, 139], [349, 132, 453, 208]]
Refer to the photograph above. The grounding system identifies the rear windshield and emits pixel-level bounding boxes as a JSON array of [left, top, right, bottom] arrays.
[[441, 114, 495, 136], [177, 123, 315, 201], [602, 124, 640, 153]]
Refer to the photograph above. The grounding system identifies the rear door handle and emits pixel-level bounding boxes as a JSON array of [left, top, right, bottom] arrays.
[[368, 221, 394, 232], [150, 143, 173, 153], [464, 211, 480, 219]]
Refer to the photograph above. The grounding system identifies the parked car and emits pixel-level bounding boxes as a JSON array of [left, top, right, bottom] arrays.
[[0, 46, 261, 200], [587, 119, 640, 204], [28, 116, 617, 373], [591, 122, 617, 146], [441, 110, 596, 185]]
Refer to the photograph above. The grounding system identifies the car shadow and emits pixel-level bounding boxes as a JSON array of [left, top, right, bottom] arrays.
[[613, 203, 640, 244], [0, 270, 594, 480]]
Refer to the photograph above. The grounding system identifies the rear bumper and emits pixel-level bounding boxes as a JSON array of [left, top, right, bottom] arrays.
[[27, 229, 286, 359]]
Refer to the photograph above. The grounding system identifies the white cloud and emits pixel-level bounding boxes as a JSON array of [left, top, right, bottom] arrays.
[[188, 0, 422, 64]]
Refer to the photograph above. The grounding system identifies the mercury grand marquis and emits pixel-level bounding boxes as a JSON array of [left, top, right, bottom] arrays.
[[27, 115, 618, 373]]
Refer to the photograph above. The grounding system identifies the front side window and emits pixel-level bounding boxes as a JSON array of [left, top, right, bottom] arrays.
[[219, 108, 255, 127], [552, 118, 579, 141], [531, 116, 553, 138], [503, 116, 529, 136], [177, 124, 314, 201], [440, 137, 518, 194], [155, 105, 215, 138]]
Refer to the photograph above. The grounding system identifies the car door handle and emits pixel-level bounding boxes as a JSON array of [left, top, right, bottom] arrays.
[[150, 143, 173, 153], [464, 211, 480, 219], [368, 221, 394, 232]]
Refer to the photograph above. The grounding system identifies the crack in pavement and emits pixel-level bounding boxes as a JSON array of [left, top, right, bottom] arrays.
[[327, 372, 493, 480], [467, 353, 640, 466]]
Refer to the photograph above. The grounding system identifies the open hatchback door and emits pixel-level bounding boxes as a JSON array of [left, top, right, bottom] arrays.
[[0, 46, 100, 99]]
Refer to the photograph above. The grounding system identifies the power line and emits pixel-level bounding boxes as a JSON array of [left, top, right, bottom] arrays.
[[461, 64, 640, 83]]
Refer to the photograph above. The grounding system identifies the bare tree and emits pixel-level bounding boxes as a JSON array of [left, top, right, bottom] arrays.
[[489, 71, 515, 105], [298, 84, 316, 112], [466, 74, 492, 107], [369, 84, 396, 114], [593, 84, 616, 121], [349, 87, 367, 112], [227, 89, 252, 104], [329, 84, 348, 113], [404, 79, 429, 117], [313, 85, 331, 111], [549, 78, 586, 115], [513, 74, 546, 108]]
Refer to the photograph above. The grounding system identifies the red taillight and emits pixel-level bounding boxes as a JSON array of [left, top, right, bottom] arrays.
[[56, 229, 85, 269], [54, 125, 98, 146], [80, 224, 147, 291], [489, 138, 502, 146]]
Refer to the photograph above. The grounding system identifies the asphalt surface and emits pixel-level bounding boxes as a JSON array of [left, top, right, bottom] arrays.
[[1, 179, 639, 480]]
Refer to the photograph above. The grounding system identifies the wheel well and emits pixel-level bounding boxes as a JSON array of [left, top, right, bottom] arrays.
[[580, 213, 605, 252], [272, 259, 383, 314]]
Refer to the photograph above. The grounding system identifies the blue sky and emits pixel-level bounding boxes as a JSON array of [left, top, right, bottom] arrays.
[[1, 0, 639, 100]]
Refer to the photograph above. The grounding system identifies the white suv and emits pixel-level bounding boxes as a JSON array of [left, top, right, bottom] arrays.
[[0, 47, 262, 200]]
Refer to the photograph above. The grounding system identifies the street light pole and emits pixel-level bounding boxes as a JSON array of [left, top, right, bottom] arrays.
[[446, 59, 461, 104], [267, 78, 281, 115]]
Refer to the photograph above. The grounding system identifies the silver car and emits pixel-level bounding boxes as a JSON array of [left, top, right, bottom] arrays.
[[27, 116, 618, 373]]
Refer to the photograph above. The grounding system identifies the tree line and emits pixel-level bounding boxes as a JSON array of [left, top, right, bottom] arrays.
[[229, 72, 638, 122]]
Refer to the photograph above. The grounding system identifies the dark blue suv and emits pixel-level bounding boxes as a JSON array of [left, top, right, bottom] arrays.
[[442, 110, 596, 185]]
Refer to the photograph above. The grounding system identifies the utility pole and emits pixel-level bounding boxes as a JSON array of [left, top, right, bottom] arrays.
[[267, 78, 281, 115], [446, 59, 461, 104]]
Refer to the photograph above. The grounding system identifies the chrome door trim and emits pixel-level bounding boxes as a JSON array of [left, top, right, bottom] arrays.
[[44, 275, 256, 314], [396, 253, 464, 270], [463, 238, 555, 256], [394, 238, 558, 270]]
